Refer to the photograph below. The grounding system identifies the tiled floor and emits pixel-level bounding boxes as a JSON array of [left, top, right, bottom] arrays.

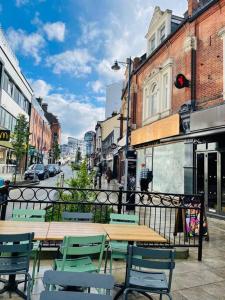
[[1, 216, 225, 299]]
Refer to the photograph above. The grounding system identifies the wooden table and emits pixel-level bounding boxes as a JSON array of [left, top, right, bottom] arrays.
[[0, 220, 50, 240], [46, 222, 106, 240], [103, 224, 167, 243]]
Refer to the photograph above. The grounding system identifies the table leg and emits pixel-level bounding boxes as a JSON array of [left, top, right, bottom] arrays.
[[0, 275, 27, 299]]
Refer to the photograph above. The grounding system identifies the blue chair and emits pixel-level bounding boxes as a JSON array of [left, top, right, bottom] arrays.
[[0, 232, 34, 299], [62, 212, 93, 222], [123, 246, 175, 300], [41, 270, 115, 300]]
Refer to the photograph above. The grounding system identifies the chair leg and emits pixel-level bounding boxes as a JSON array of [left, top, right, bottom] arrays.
[[26, 273, 32, 300], [166, 293, 172, 300], [160, 294, 162, 300], [110, 252, 113, 274], [31, 252, 38, 291], [123, 288, 130, 300], [37, 244, 42, 272]]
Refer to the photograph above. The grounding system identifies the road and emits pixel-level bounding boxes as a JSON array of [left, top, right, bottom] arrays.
[[5, 164, 74, 219]]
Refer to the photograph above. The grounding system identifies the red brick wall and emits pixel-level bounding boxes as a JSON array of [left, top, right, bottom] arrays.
[[133, 0, 225, 130]]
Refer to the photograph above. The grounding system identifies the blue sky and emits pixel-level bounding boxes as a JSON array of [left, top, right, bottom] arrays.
[[0, 0, 187, 143]]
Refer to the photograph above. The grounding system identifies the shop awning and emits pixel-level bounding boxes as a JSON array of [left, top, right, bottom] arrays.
[[0, 141, 13, 149]]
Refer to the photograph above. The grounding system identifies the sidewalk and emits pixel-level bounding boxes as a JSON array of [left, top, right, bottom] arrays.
[[101, 177, 225, 299]]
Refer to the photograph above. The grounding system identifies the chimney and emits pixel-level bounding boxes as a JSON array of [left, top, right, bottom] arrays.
[[36, 97, 43, 106], [133, 57, 141, 70], [188, 0, 199, 16], [42, 103, 48, 112]]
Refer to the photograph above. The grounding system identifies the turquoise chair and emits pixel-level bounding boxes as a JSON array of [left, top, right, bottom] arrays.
[[124, 246, 175, 300], [12, 208, 46, 289], [108, 213, 139, 273], [54, 234, 106, 273]]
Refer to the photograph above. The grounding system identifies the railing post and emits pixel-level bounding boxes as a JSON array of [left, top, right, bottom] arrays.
[[198, 193, 204, 261], [98, 175, 102, 189], [0, 186, 9, 220], [118, 186, 123, 214]]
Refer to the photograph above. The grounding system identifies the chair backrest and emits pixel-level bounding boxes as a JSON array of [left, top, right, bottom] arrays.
[[40, 291, 112, 300], [0, 233, 34, 273], [126, 246, 175, 291], [110, 213, 139, 224], [42, 270, 114, 300], [12, 208, 46, 222], [62, 212, 93, 222], [60, 235, 106, 272]]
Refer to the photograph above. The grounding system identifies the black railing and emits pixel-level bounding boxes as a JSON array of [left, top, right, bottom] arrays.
[[2, 185, 205, 261]]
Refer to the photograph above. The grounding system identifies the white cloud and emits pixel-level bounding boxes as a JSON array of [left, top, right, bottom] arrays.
[[46, 48, 94, 76], [15, 0, 29, 7], [43, 22, 66, 42], [95, 96, 106, 103], [6, 28, 45, 64], [77, 20, 100, 46], [29, 79, 52, 98], [87, 80, 105, 94], [45, 93, 104, 141]]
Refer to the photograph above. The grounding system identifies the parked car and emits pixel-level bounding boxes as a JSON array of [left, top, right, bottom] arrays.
[[24, 164, 49, 180], [53, 164, 61, 174], [47, 164, 57, 176]]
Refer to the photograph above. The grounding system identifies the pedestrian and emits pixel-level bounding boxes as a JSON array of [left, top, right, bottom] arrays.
[[139, 163, 152, 192], [106, 167, 113, 184]]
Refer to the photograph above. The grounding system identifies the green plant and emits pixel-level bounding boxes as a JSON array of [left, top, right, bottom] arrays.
[[52, 140, 61, 162], [46, 160, 113, 223], [70, 162, 81, 171]]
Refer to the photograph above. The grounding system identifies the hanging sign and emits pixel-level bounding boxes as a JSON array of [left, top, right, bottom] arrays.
[[0, 130, 10, 141]]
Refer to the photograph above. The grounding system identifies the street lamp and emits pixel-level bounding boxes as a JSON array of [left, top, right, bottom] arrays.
[[111, 57, 132, 190]]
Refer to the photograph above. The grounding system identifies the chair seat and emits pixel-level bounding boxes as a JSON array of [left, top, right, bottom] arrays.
[[128, 270, 169, 291], [0, 256, 28, 274], [55, 257, 97, 273]]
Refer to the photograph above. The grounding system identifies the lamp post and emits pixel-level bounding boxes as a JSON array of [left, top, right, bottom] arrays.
[[111, 57, 132, 190]]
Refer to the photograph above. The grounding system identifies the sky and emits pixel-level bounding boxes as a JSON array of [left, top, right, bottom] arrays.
[[0, 0, 187, 143]]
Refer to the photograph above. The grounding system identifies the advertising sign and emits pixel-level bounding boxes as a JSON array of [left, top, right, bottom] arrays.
[[0, 130, 10, 141]]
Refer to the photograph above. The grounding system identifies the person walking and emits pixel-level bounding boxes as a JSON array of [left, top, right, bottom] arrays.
[[139, 163, 152, 192], [106, 167, 113, 184]]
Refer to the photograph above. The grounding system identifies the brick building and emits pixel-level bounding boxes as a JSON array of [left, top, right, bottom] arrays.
[[123, 0, 225, 217], [42, 103, 61, 163], [29, 98, 51, 165]]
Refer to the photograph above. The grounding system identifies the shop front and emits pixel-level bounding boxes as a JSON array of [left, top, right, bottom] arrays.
[[131, 114, 182, 192], [191, 104, 225, 218]]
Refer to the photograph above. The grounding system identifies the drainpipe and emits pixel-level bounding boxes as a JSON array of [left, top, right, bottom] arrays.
[[191, 48, 196, 111]]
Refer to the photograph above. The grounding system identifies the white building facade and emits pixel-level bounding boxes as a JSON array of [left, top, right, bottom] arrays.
[[0, 28, 33, 177]]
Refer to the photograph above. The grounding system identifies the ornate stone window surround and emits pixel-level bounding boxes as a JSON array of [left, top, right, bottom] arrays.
[[142, 58, 173, 126]]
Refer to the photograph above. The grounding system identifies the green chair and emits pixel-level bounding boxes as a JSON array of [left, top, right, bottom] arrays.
[[12, 208, 46, 289], [54, 234, 106, 273], [108, 213, 139, 274]]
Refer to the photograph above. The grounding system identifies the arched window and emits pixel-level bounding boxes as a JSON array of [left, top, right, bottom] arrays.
[[150, 83, 158, 116]]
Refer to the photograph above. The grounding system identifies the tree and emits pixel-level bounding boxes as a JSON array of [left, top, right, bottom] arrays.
[[52, 140, 61, 163], [11, 114, 29, 178]]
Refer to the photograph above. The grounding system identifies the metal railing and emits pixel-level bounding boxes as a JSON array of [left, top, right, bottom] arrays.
[[1, 185, 205, 260]]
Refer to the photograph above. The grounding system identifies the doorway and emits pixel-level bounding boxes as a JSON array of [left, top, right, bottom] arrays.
[[196, 151, 225, 215]]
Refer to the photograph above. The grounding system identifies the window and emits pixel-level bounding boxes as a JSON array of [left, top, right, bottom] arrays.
[[150, 35, 156, 52], [159, 24, 165, 43], [0, 107, 17, 131], [162, 73, 169, 110], [150, 84, 158, 115]]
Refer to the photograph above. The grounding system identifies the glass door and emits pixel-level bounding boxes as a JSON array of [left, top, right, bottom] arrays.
[[207, 152, 218, 212], [196, 151, 220, 214]]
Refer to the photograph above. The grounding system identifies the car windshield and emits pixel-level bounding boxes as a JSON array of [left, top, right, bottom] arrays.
[[35, 165, 44, 170]]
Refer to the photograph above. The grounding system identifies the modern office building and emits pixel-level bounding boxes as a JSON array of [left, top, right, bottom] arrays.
[[105, 81, 123, 118]]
